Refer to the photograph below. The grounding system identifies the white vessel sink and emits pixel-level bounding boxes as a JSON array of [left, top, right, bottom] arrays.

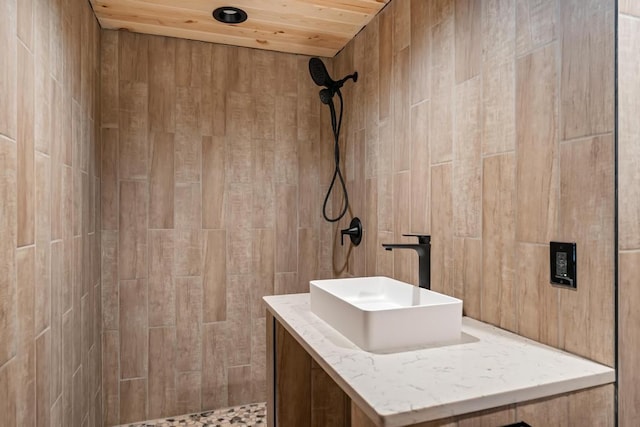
[[309, 276, 462, 352]]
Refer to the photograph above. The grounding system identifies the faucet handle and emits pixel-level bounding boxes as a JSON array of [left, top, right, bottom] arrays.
[[402, 233, 430, 244]]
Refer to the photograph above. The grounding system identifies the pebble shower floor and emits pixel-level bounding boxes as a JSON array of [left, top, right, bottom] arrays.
[[116, 402, 266, 426]]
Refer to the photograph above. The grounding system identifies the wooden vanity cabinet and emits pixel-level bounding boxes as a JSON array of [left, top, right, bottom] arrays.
[[267, 313, 614, 427]]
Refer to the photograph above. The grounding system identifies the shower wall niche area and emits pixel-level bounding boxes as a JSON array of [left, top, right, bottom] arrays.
[[100, 31, 332, 425]]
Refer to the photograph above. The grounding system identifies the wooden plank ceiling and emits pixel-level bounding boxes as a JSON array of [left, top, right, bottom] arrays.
[[90, 0, 390, 57]]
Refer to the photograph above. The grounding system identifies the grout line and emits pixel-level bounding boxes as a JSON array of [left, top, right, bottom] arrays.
[[559, 131, 615, 144]]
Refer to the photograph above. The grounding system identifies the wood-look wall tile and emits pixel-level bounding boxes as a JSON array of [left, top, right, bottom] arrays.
[[430, 17, 454, 164], [393, 172, 415, 285], [17, 43, 35, 247], [228, 365, 252, 407], [482, 57, 515, 156], [410, 102, 430, 233], [252, 229, 274, 320], [482, 0, 515, 63], [454, 0, 482, 83], [119, 279, 147, 379], [392, 0, 410, 53], [453, 76, 481, 238], [101, 128, 118, 230], [482, 153, 516, 330], [252, 138, 275, 229], [276, 185, 298, 272], [102, 331, 119, 427], [35, 152, 50, 334], [174, 183, 201, 231], [17, 0, 33, 48], [71, 366, 83, 427], [0, 136, 16, 367], [174, 88, 202, 184], [174, 372, 201, 415], [149, 132, 174, 229], [298, 228, 319, 290], [100, 30, 119, 128], [621, 0, 640, 16], [431, 164, 453, 296], [376, 231, 395, 278], [50, 240, 63, 404], [274, 272, 300, 296], [226, 92, 253, 140], [148, 36, 176, 133], [227, 275, 251, 367], [226, 137, 252, 185], [118, 83, 148, 181], [558, 135, 614, 367], [0, 0, 16, 139], [251, 317, 266, 403], [410, 0, 431, 105], [202, 322, 228, 410], [619, 15, 640, 250], [516, 388, 567, 424], [148, 327, 176, 419], [16, 246, 36, 427], [61, 310, 73, 427], [176, 277, 202, 372], [515, 43, 558, 244], [253, 96, 276, 140], [174, 231, 202, 277], [0, 362, 16, 426], [515, 0, 557, 56], [393, 47, 411, 172], [119, 181, 148, 280], [148, 230, 175, 327], [365, 178, 378, 276], [203, 230, 226, 323], [102, 231, 118, 331], [202, 136, 225, 229], [377, 172, 393, 233], [560, 0, 614, 139], [431, 0, 454, 26], [120, 378, 147, 424], [118, 32, 148, 83], [568, 385, 614, 426], [453, 237, 481, 316], [36, 329, 51, 427], [619, 251, 640, 424], [379, 6, 393, 121], [516, 243, 559, 348]]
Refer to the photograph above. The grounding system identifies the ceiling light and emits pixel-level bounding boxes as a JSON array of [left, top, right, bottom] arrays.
[[212, 6, 248, 24]]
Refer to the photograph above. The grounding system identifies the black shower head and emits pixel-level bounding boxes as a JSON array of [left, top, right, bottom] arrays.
[[309, 57, 334, 88], [319, 88, 334, 105]]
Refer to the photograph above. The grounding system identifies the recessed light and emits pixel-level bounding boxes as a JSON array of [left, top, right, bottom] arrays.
[[212, 6, 248, 24]]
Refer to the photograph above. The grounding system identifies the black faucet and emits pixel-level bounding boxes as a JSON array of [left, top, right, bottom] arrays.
[[382, 234, 431, 289]]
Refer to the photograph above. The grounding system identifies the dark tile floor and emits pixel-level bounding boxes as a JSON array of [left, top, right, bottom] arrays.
[[116, 402, 266, 426]]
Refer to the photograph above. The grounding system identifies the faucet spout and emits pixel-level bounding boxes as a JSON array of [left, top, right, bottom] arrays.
[[382, 235, 431, 289]]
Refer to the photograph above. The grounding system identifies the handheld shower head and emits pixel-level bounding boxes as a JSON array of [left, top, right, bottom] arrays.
[[319, 88, 334, 105], [309, 57, 334, 87]]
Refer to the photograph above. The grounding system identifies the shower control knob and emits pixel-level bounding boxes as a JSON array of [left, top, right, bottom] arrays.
[[340, 217, 363, 247]]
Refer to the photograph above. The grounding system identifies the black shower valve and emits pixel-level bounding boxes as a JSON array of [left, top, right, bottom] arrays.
[[340, 217, 363, 246]]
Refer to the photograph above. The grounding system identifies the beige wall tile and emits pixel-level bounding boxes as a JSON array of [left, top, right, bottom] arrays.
[[35, 152, 50, 334], [568, 385, 614, 426], [119, 181, 148, 280], [454, 0, 482, 83], [516, 393, 567, 426], [410, 0, 431, 105], [515, 42, 558, 244], [36, 329, 51, 427], [227, 275, 251, 367], [227, 365, 252, 408], [621, 0, 640, 16], [410, 101, 430, 234], [148, 327, 176, 419], [148, 36, 176, 133], [50, 240, 63, 404], [0, 0, 16, 139], [100, 137, 118, 230], [458, 407, 515, 427], [559, 135, 614, 366], [276, 185, 298, 272], [203, 230, 226, 323], [274, 272, 300, 295], [102, 331, 119, 426], [174, 231, 202, 277], [102, 231, 119, 330], [560, 0, 614, 139], [118, 32, 148, 83], [118, 82, 148, 180], [0, 360, 17, 427], [453, 238, 481, 317], [202, 136, 225, 229], [202, 322, 228, 409], [252, 139, 275, 229], [482, 153, 516, 330], [17, 43, 35, 247], [176, 372, 201, 415], [482, 57, 515, 156], [149, 132, 175, 229], [119, 279, 147, 379], [17, 0, 33, 49], [453, 76, 481, 238], [251, 317, 267, 403], [378, 7, 393, 122], [148, 230, 175, 327], [429, 14, 454, 164], [515, 0, 557, 56], [120, 378, 147, 424], [175, 183, 201, 231], [619, 15, 640, 250], [252, 229, 275, 320], [101, 30, 119, 129], [619, 251, 640, 424], [516, 243, 559, 348], [16, 246, 36, 427], [393, 48, 411, 173], [175, 277, 202, 372], [430, 164, 453, 295]]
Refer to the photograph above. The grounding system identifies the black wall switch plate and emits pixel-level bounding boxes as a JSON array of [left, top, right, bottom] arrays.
[[550, 241, 577, 289]]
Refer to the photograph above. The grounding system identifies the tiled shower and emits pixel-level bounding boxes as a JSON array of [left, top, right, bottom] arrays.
[[3, 0, 640, 426]]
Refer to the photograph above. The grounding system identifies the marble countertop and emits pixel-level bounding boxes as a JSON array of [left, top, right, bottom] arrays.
[[264, 293, 615, 427]]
